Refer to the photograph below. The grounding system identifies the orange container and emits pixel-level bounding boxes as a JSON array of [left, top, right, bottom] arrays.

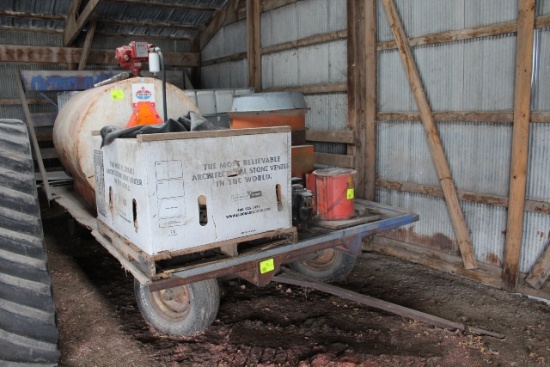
[[314, 168, 356, 220], [228, 92, 307, 131]]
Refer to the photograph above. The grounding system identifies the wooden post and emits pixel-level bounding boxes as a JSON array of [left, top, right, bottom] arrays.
[[246, 0, 261, 91], [364, 0, 377, 201], [503, 0, 536, 291], [78, 20, 96, 70], [347, 0, 366, 197], [16, 74, 52, 202], [381, 0, 477, 269]]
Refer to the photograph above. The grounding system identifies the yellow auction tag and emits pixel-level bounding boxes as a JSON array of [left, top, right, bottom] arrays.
[[347, 188, 355, 199], [259, 259, 275, 274], [111, 90, 124, 100]]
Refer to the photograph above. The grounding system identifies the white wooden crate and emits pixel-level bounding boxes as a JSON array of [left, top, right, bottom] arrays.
[[94, 127, 292, 256]]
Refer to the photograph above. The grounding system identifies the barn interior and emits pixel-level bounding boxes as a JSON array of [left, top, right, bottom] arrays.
[[0, 0, 549, 366]]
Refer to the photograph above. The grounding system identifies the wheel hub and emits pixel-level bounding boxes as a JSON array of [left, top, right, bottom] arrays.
[[150, 285, 192, 319]]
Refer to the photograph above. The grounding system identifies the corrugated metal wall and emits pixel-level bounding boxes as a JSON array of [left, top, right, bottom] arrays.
[[261, 0, 348, 155], [376, 0, 550, 273], [201, 20, 248, 88], [201, 0, 348, 154], [201, 0, 550, 274]]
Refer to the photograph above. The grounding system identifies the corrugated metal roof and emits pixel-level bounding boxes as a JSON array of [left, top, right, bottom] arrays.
[[0, 0, 228, 39]]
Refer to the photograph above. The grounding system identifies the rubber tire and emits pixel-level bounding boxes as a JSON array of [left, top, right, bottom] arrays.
[[288, 248, 357, 283], [0, 119, 60, 366], [134, 278, 220, 336]]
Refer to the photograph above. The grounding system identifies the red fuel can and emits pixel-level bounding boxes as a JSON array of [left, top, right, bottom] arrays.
[[313, 168, 356, 220]]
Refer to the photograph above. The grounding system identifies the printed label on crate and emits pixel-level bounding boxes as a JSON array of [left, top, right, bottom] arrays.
[[105, 160, 143, 192], [191, 156, 288, 188]]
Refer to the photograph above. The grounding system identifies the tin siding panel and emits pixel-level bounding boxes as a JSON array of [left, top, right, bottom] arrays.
[[533, 30, 550, 110], [305, 93, 348, 131], [527, 124, 550, 203], [378, 36, 516, 112], [378, 121, 512, 197], [377, 189, 508, 265], [521, 212, 550, 273], [202, 20, 246, 61], [261, 0, 346, 48], [378, 0, 516, 42], [298, 46, 330, 85], [260, 4, 298, 47], [201, 60, 248, 89]]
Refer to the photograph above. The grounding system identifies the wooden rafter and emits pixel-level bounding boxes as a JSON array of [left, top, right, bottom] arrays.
[[381, 0, 477, 270], [104, 18, 201, 31], [503, 0, 536, 291], [78, 20, 97, 70], [0, 10, 64, 21], [102, 0, 217, 12], [63, 0, 100, 46]]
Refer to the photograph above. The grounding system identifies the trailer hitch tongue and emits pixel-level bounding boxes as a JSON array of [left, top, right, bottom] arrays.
[[273, 269, 505, 339]]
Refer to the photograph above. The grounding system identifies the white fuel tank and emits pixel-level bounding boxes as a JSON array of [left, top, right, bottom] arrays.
[[53, 77, 199, 207]]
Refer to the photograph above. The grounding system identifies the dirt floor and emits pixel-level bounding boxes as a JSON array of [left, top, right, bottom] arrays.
[[41, 210, 550, 367]]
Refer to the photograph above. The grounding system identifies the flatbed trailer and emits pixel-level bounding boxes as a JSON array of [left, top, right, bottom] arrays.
[[49, 183, 419, 335]]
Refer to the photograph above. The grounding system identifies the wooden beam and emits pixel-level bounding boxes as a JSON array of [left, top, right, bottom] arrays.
[[378, 110, 550, 123], [261, 30, 347, 55], [525, 243, 550, 289], [0, 10, 64, 21], [102, 0, 218, 11], [78, 20, 96, 70], [0, 99, 50, 106], [364, 0, 377, 201], [314, 153, 355, 169], [0, 45, 200, 67], [368, 237, 503, 288], [16, 74, 52, 202], [63, 0, 100, 46], [202, 52, 247, 67], [246, 0, 261, 91], [503, 0, 536, 291], [200, 0, 241, 50], [94, 30, 194, 41], [264, 83, 347, 95], [377, 179, 550, 215], [378, 14, 550, 51], [382, 0, 477, 270], [261, 0, 299, 12], [346, 0, 366, 197], [104, 18, 200, 31], [378, 111, 514, 123], [306, 130, 355, 144]]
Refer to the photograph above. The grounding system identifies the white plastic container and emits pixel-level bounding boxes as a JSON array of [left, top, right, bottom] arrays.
[[93, 127, 292, 256]]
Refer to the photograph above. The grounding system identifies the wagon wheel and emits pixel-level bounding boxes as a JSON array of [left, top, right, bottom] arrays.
[[288, 248, 357, 283], [134, 278, 219, 336]]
